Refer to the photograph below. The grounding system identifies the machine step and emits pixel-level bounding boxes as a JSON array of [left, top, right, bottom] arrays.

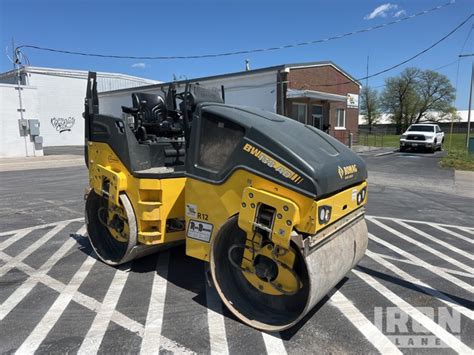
[[138, 200, 162, 206]]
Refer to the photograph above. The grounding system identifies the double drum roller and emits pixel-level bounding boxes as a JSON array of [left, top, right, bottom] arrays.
[[83, 71, 369, 331]]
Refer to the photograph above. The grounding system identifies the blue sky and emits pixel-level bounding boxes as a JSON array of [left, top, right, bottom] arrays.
[[0, 0, 472, 109]]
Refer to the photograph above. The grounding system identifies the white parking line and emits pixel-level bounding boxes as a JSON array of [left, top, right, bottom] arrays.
[[0, 222, 69, 278], [2, 215, 472, 354], [368, 217, 474, 275], [0, 230, 31, 251], [352, 269, 472, 354], [0, 250, 141, 335], [0, 218, 84, 237], [431, 224, 474, 244], [373, 253, 473, 279], [369, 233, 473, 293], [15, 248, 97, 353], [0, 225, 86, 321], [206, 284, 229, 355], [0, 247, 191, 353], [77, 268, 130, 355], [141, 252, 169, 354], [458, 227, 474, 235], [368, 215, 474, 233], [394, 220, 473, 260], [330, 291, 401, 354], [366, 250, 473, 320], [262, 332, 287, 355]]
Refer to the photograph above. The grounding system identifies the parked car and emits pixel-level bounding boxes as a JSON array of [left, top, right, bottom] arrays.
[[399, 124, 444, 153]]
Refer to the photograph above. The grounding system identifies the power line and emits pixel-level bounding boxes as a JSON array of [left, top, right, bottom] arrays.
[[372, 58, 467, 89], [458, 23, 473, 55], [319, 13, 473, 87], [433, 59, 461, 71], [15, 1, 455, 61], [368, 59, 461, 90], [453, 24, 473, 107]]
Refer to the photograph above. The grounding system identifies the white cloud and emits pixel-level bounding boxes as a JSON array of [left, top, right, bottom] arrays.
[[364, 3, 398, 20], [132, 62, 147, 69], [394, 10, 406, 17]]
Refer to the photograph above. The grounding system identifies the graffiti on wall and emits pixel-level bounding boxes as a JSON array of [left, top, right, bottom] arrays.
[[51, 117, 75, 133]]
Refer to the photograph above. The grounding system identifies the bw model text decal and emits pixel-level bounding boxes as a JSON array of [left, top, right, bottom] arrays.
[[243, 143, 303, 184]]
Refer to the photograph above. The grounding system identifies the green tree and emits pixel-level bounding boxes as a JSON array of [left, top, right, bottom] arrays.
[[360, 86, 381, 132], [380, 68, 419, 134], [381, 68, 456, 134]]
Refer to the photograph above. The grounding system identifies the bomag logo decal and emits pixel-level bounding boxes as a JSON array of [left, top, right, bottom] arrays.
[[338, 164, 358, 180], [338, 166, 344, 179], [243, 143, 303, 184]]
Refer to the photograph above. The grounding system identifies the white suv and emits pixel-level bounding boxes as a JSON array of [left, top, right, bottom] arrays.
[[399, 124, 444, 153]]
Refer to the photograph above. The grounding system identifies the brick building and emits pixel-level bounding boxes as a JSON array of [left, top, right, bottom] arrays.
[[278, 63, 360, 142]]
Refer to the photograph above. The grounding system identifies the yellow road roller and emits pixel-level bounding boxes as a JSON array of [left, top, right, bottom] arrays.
[[83, 72, 368, 331]]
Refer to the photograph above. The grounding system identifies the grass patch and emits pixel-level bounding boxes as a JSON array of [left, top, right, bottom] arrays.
[[440, 149, 474, 171], [444, 133, 470, 151]]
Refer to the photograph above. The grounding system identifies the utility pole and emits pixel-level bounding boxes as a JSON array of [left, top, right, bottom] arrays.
[[460, 54, 473, 149], [14, 46, 29, 156]]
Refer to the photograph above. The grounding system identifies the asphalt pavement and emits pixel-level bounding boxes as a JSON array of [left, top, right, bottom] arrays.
[[0, 150, 472, 354]]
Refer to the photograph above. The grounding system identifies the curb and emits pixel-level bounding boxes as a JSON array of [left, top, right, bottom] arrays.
[[0, 155, 84, 172], [374, 151, 396, 157]]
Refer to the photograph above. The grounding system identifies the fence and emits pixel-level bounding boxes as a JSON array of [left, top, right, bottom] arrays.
[[327, 129, 404, 148], [358, 133, 395, 148], [359, 122, 472, 135]]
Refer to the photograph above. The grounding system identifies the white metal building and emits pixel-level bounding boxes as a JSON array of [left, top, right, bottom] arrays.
[[358, 110, 473, 124], [99, 61, 361, 145], [99, 68, 279, 118], [0, 66, 159, 157]]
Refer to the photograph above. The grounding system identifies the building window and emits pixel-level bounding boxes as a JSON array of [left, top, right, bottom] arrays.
[[336, 109, 345, 129], [291, 103, 306, 124]]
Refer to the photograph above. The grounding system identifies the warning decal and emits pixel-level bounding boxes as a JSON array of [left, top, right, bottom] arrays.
[[185, 203, 198, 218], [186, 220, 214, 243]]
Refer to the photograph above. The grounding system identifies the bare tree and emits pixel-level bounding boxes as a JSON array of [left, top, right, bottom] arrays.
[[381, 68, 456, 133], [381, 68, 419, 134], [415, 69, 456, 122], [360, 86, 380, 132]]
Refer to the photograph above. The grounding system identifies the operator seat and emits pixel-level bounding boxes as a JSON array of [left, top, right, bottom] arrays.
[[133, 93, 167, 138], [122, 92, 185, 141]]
